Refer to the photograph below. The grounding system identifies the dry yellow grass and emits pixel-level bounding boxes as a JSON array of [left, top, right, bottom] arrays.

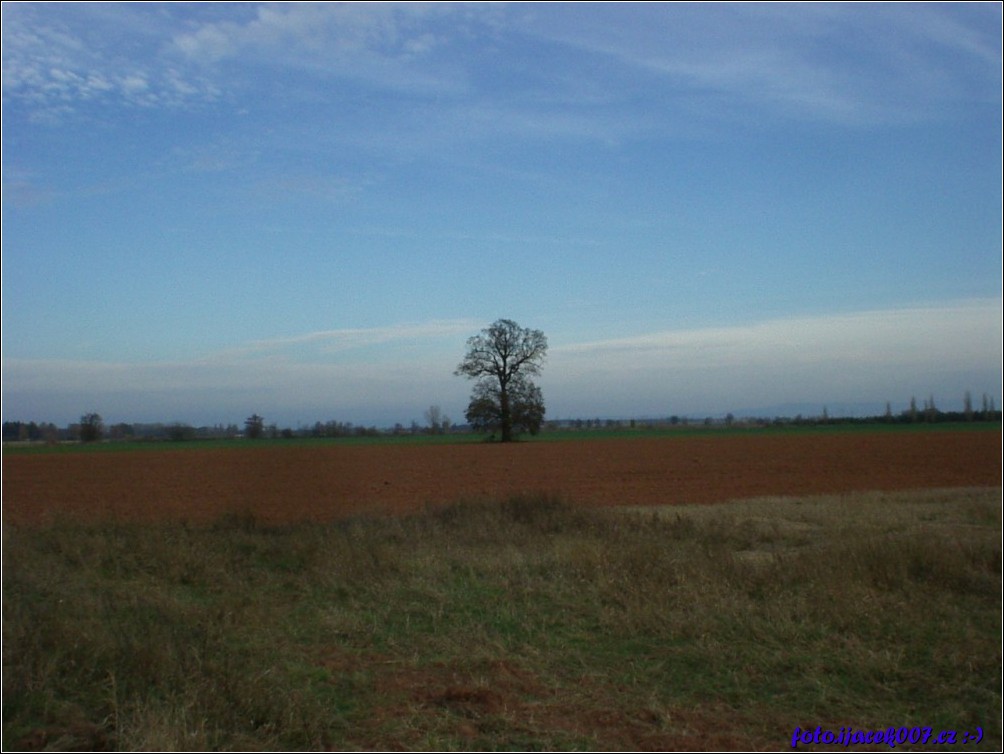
[[4, 487, 1000, 750]]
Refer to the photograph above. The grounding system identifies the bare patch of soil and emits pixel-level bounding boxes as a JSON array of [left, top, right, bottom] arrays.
[[3, 430, 999, 526], [318, 649, 760, 750]]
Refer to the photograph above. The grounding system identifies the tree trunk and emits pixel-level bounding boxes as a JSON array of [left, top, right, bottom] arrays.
[[499, 384, 512, 442]]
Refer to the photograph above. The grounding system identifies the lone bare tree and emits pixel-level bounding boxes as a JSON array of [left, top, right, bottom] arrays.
[[424, 405, 451, 434], [455, 318, 547, 442]]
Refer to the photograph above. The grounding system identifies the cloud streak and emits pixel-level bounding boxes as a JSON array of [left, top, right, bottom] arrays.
[[520, 3, 1002, 125], [554, 300, 999, 365], [218, 319, 480, 360], [546, 299, 1001, 417], [2, 319, 479, 425], [169, 3, 465, 95], [4, 303, 999, 426]]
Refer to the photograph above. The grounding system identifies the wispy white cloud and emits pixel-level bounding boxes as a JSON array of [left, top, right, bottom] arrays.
[[4, 304, 999, 425], [1, 355, 461, 426], [2, 319, 481, 424], [169, 139, 261, 174], [1, 4, 220, 120], [169, 2, 465, 95], [547, 299, 1002, 416], [520, 3, 1001, 125], [1, 166, 55, 208], [227, 319, 481, 359], [555, 300, 1000, 362], [249, 172, 366, 204], [9, 3, 994, 136]]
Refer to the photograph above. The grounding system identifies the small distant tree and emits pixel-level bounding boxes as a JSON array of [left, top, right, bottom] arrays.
[[964, 391, 974, 422], [42, 423, 60, 445], [245, 414, 265, 440], [109, 422, 136, 440], [424, 405, 450, 434], [79, 413, 104, 443], [166, 423, 195, 442], [425, 405, 441, 431], [924, 394, 937, 423]]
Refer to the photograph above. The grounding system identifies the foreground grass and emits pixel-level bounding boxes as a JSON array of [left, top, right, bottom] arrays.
[[3, 488, 1000, 751]]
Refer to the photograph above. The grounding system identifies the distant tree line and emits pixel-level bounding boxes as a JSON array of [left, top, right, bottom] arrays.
[[1, 416, 247, 444], [2, 392, 1000, 445], [547, 392, 1002, 431], [2, 420, 63, 443], [2, 410, 449, 444]]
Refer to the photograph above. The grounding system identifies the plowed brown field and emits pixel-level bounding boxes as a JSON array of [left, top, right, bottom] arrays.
[[3, 429, 1000, 526]]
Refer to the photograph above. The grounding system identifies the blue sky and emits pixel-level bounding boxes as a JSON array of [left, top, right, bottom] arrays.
[[2, 2, 1001, 428]]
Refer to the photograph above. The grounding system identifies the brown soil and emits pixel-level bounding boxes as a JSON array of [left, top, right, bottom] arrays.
[[322, 649, 760, 751], [3, 429, 999, 527]]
